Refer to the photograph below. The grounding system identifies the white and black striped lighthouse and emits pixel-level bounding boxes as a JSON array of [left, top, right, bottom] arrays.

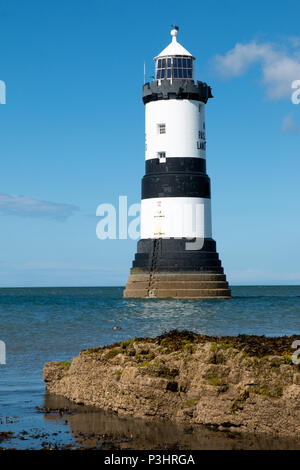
[[124, 27, 231, 298]]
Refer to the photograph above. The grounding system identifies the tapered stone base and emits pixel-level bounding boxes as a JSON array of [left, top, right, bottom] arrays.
[[124, 238, 231, 299], [124, 271, 231, 299]]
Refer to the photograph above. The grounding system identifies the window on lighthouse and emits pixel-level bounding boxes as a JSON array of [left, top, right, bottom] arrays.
[[158, 123, 166, 134], [156, 56, 193, 80], [157, 152, 166, 162]]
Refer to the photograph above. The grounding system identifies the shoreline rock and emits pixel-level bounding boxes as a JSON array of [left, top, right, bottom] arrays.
[[43, 330, 300, 438]]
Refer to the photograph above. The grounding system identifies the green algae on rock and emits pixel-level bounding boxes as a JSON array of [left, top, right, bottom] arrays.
[[43, 330, 300, 438]]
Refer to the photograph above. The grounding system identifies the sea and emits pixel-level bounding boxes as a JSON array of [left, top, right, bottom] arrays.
[[0, 285, 299, 450]]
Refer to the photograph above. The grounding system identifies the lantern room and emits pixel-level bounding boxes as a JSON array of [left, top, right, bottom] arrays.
[[154, 27, 195, 81]]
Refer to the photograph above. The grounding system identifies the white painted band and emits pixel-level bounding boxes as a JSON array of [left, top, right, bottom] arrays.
[[141, 197, 212, 239], [145, 99, 206, 160]]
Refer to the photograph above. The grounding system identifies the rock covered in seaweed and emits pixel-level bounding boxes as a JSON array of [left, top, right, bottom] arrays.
[[43, 330, 300, 437]]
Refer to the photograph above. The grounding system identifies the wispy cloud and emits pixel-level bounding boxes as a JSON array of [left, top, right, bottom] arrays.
[[288, 36, 300, 49], [280, 113, 300, 134], [214, 40, 300, 100], [0, 193, 79, 221]]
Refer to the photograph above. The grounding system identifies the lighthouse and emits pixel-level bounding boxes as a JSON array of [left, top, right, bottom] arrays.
[[124, 27, 231, 299]]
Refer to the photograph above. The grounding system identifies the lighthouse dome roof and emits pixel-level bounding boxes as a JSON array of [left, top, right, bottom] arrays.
[[155, 28, 194, 60]]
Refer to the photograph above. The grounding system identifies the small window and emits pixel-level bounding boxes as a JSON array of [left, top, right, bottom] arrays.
[[158, 123, 166, 134], [157, 151, 166, 160]]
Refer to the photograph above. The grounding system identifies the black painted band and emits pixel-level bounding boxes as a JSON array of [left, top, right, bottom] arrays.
[[143, 80, 213, 105], [131, 238, 224, 273], [137, 238, 217, 254], [142, 173, 211, 199], [145, 157, 206, 175]]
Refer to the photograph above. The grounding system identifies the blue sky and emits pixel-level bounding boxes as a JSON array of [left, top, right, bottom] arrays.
[[0, 0, 300, 287]]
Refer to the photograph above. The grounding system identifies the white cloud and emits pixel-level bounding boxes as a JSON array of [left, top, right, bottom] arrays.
[[214, 40, 300, 100], [280, 114, 300, 134], [288, 36, 300, 49], [0, 193, 79, 221]]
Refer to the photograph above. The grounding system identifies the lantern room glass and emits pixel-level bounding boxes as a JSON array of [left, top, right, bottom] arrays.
[[156, 56, 193, 80]]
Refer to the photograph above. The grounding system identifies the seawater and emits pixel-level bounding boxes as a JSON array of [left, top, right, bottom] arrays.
[[0, 286, 299, 449]]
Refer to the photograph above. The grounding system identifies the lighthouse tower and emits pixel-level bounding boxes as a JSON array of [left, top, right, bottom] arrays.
[[124, 28, 231, 298]]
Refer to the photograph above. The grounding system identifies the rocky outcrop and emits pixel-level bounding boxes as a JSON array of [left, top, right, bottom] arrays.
[[43, 330, 300, 437]]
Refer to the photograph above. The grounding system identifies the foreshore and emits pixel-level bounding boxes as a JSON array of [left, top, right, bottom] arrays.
[[43, 330, 300, 440]]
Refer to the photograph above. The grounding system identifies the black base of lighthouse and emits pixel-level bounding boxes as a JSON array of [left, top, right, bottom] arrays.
[[123, 238, 231, 298], [133, 238, 223, 272]]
